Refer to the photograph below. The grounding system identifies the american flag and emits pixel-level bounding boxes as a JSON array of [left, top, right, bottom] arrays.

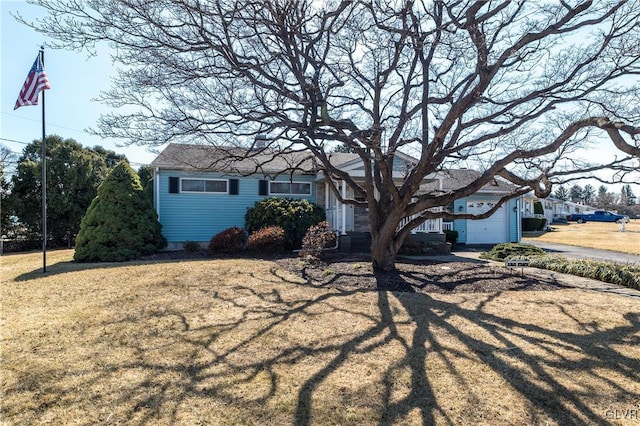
[[14, 53, 51, 110]]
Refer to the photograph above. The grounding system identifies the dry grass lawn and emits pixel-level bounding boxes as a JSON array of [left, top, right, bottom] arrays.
[[2, 250, 640, 425], [523, 219, 640, 255]]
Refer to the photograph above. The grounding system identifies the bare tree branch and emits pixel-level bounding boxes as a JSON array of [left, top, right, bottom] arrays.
[[22, 0, 640, 269]]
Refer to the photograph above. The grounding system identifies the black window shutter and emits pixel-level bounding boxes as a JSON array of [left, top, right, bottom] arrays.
[[169, 177, 179, 193], [229, 179, 239, 195], [258, 179, 268, 196]]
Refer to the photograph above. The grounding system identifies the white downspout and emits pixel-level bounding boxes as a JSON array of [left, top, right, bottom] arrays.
[[341, 179, 347, 235], [325, 178, 330, 228], [516, 198, 521, 242], [438, 177, 444, 233], [154, 167, 160, 220]]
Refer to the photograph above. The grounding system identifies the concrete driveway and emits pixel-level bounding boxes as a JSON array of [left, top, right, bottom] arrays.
[[520, 241, 640, 265]]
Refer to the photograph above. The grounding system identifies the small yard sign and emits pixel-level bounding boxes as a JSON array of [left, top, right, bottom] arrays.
[[506, 258, 530, 267]]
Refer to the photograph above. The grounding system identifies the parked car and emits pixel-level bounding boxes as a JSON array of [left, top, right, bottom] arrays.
[[567, 210, 629, 223]]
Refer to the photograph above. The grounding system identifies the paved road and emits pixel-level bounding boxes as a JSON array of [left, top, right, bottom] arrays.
[[521, 241, 640, 265]]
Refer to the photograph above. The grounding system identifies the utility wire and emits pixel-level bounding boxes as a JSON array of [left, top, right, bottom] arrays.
[[0, 137, 29, 145], [2, 111, 91, 136], [0, 138, 146, 167]]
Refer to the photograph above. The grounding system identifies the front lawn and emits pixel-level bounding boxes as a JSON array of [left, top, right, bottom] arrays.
[[523, 219, 640, 255], [2, 250, 639, 425]]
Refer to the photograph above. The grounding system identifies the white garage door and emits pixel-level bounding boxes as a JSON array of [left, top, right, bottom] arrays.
[[466, 200, 508, 244]]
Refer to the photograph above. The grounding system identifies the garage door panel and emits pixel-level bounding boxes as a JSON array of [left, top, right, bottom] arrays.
[[466, 200, 508, 244]]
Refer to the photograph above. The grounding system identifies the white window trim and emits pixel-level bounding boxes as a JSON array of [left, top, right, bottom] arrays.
[[180, 178, 229, 194], [268, 181, 312, 196]]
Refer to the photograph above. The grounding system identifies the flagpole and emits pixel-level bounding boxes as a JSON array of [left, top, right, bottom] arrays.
[[41, 46, 47, 273]]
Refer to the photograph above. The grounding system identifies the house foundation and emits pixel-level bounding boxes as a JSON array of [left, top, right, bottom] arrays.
[[339, 232, 448, 254]]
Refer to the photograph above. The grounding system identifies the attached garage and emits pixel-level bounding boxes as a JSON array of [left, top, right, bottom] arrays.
[[465, 199, 509, 244]]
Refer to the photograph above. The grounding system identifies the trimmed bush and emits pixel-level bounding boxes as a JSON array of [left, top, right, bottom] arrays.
[[74, 161, 167, 262], [247, 226, 286, 254], [444, 229, 458, 245], [300, 221, 336, 261], [533, 201, 544, 216], [480, 243, 546, 261], [529, 255, 640, 290], [209, 227, 247, 254], [183, 241, 202, 253], [522, 217, 547, 232], [480, 243, 640, 291], [245, 197, 325, 249]]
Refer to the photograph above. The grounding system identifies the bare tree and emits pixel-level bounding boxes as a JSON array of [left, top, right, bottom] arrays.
[[595, 185, 617, 210], [1, 145, 18, 239], [0, 145, 17, 177], [22, 0, 640, 270]]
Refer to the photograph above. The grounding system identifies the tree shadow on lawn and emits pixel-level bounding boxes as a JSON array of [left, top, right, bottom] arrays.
[[11, 250, 269, 282], [291, 267, 640, 425], [259, 268, 639, 425], [371, 270, 640, 425], [4, 262, 640, 425], [293, 253, 569, 294]]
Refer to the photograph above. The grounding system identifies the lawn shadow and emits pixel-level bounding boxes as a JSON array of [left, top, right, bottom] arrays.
[[12, 251, 291, 282], [373, 271, 640, 425], [12, 256, 214, 282], [287, 263, 637, 425], [5, 256, 639, 425]]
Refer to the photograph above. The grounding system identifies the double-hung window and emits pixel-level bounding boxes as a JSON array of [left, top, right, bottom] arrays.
[[269, 181, 312, 196], [181, 178, 228, 194]]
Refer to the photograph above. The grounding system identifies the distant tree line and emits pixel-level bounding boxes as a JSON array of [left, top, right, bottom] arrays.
[[0, 135, 154, 251], [553, 183, 639, 217]]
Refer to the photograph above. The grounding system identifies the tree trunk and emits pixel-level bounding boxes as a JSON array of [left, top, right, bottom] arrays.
[[368, 192, 408, 272], [370, 231, 398, 272]]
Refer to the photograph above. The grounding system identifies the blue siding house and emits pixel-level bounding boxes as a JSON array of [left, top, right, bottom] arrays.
[[151, 144, 320, 249], [150, 144, 522, 250]]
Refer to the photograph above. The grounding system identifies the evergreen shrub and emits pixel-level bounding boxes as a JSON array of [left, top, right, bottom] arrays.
[[529, 255, 640, 290], [183, 241, 202, 253], [479, 243, 545, 261], [522, 217, 547, 231], [444, 229, 459, 245], [247, 226, 286, 254], [480, 243, 640, 291], [74, 161, 166, 262], [209, 227, 247, 254], [533, 201, 544, 215], [245, 197, 325, 248]]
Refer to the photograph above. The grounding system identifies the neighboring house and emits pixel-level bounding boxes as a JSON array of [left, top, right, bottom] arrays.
[[522, 194, 597, 224], [150, 144, 522, 250], [317, 160, 521, 245], [438, 169, 521, 244]]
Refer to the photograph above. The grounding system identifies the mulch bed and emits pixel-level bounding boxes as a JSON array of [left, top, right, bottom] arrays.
[[275, 253, 568, 294], [140, 250, 567, 294]]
